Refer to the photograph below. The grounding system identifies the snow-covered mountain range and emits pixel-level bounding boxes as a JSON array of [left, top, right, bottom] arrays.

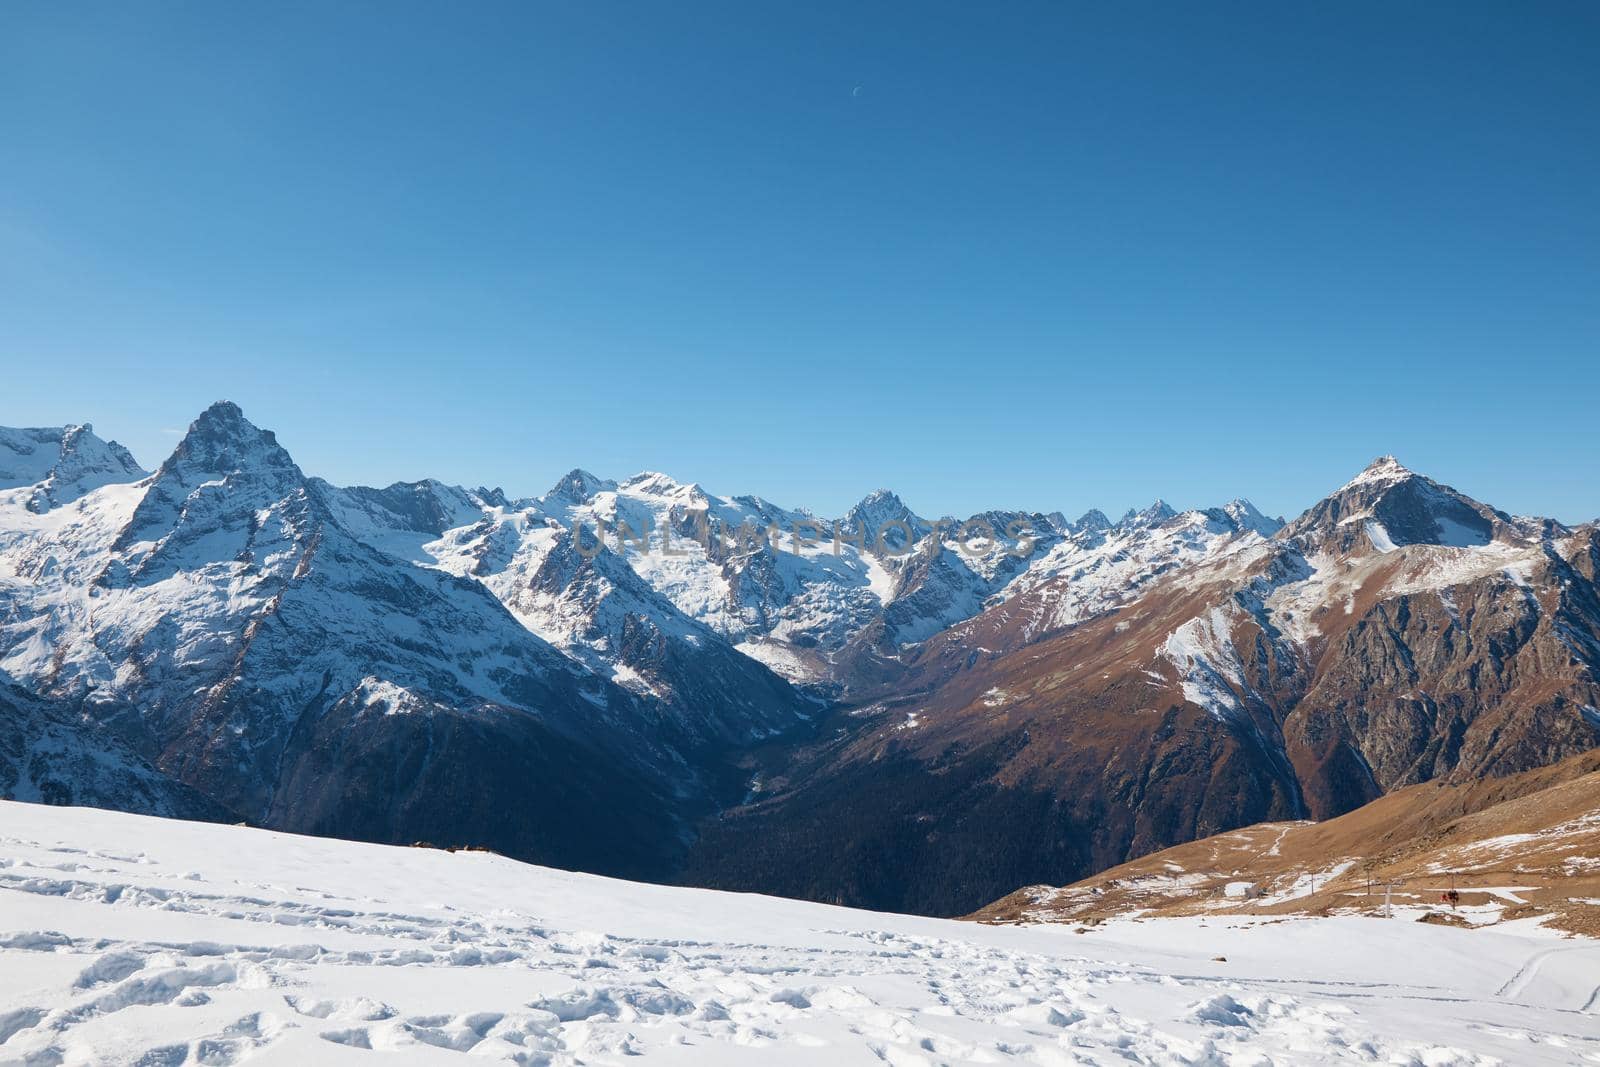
[[691, 457, 1600, 914], [2, 404, 1597, 916]]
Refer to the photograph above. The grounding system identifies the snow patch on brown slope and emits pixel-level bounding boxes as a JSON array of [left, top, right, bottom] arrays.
[[973, 750, 1600, 938]]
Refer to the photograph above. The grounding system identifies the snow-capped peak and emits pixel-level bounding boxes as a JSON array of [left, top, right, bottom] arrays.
[[1072, 509, 1113, 533], [163, 401, 299, 480], [472, 486, 510, 509], [1342, 455, 1414, 490], [1284, 456, 1502, 554], [846, 488, 910, 519], [0, 423, 147, 511], [1120, 500, 1177, 529], [103, 403, 313, 582], [841, 489, 925, 545], [1221, 498, 1282, 537], [542, 468, 616, 506], [619, 471, 686, 496]]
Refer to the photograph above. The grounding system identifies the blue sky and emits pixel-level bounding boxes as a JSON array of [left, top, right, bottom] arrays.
[[3, 2, 1597, 522]]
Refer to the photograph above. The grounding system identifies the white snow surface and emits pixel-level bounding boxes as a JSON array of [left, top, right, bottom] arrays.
[[1365, 521, 1400, 554], [2, 803, 1597, 1066], [1160, 606, 1253, 722]]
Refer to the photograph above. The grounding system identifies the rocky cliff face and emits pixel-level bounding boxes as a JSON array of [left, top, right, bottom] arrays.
[[1260, 465, 1600, 816], [0, 675, 224, 820]]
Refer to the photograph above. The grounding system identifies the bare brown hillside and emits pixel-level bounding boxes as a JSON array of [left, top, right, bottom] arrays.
[[972, 750, 1600, 937]]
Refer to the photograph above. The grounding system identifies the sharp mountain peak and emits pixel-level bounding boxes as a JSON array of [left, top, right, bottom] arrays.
[[164, 400, 299, 479]]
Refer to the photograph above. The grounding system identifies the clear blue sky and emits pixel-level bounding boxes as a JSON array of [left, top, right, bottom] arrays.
[[3, 2, 1597, 522]]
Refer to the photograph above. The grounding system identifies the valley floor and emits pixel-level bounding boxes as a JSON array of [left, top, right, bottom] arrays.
[[0, 802, 1597, 1065]]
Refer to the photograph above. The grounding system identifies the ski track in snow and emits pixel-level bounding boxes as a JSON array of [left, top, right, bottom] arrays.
[[1, 804, 1598, 1065]]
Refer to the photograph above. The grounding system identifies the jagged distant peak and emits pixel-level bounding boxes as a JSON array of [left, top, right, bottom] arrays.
[[847, 488, 912, 517], [544, 468, 616, 504], [56, 425, 144, 477], [1342, 454, 1415, 489], [0, 422, 148, 509], [619, 471, 687, 495], [1220, 497, 1282, 536], [1120, 499, 1177, 528], [1284, 454, 1506, 553], [194, 399, 249, 430], [473, 485, 510, 509], [843, 488, 924, 532], [165, 400, 298, 477], [59, 422, 136, 463], [375, 478, 485, 521], [1, 422, 141, 475], [730, 492, 786, 514], [104, 404, 316, 581], [1073, 508, 1112, 532]]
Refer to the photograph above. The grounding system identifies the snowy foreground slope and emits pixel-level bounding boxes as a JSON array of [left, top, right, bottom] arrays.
[[1, 804, 1596, 1066]]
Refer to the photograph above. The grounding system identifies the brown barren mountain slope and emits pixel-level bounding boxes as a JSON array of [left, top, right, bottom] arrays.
[[688, 459, 1600, 916], [973, 750, 1600, 938]]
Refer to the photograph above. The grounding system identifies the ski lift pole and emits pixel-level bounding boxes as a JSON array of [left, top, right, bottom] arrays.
[[1382, 878, 1404, 919]]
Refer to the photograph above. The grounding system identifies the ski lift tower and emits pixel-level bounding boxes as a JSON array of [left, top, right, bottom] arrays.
[[1381, 878, 1405, 919]]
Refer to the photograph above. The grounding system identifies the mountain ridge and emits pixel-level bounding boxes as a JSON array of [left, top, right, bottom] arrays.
[[2, 407, 1596, 917], [684, 452, 1600, 914]]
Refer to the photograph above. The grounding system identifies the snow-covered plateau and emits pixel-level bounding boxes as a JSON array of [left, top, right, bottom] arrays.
[[1, 802, 1596, 1066]]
